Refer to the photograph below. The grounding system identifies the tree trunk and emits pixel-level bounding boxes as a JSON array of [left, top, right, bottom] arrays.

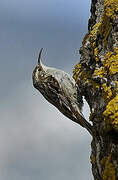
[[73, 0, 118, 179]]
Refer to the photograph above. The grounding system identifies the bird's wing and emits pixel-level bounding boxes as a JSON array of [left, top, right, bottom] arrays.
[[46, 75, 61, 93]]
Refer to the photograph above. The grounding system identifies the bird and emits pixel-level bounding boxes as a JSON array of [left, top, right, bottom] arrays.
[[32, 48, 92, 134]]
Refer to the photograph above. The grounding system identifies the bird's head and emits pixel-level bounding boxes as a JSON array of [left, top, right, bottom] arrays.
[[32, 48, 47, 89]]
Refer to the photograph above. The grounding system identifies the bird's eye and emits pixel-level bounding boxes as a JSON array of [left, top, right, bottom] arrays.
[[38, 68, 41, 72]]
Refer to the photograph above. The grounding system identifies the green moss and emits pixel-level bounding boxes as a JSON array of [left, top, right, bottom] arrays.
[[101, 154, 115, 180]]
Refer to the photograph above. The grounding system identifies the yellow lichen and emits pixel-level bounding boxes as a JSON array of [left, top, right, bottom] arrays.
[[99, 16, 111, 48], [104, 0, 118, 19], [88, 0, 118, 55], [89, 112, 93, 122], [89, 22, 101, 45], [116, 81, 118, 91], [74, 0, 118, 79], [103, 95, 118, 131], [104, 48, 118, 75], [91, 154, 95, 164], [73, 63, 92, 83], [73, 63, 82, 81], [89, 9, 111, 50], [93, 67, 107, 78], [73, 64, 100, 90], [94, 48, 99, 61], [103, 0, 118, 47], [101, 154, 115, 180], [102, 83, 113, 101], [82, 33, 89, 46], [73, 0, 118, 131], [93, 48, 118, 79]]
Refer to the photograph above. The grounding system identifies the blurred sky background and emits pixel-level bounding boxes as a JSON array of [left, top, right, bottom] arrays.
[[0, 0, 94, 179]]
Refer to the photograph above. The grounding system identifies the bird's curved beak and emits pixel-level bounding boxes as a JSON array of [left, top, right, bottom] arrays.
[[38, 48, 43, 65]]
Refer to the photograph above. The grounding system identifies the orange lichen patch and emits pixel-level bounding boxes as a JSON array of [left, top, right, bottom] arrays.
[[101, 154, 115, 180], [103, 95, 118, 131]]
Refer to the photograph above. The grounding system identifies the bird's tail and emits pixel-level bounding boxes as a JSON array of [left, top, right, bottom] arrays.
[[67, 99, 93, 135]]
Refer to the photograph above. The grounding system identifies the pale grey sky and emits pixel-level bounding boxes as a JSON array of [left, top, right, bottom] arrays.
[[0, 0, 93, 179]]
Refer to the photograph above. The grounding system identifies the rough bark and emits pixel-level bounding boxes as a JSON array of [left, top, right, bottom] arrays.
[[73, 0, 118, 179]]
